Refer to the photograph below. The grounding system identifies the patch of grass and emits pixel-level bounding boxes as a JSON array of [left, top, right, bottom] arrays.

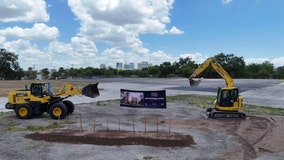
[[5, 121, 19, 132], [24, 144, 41, 150], [168, 94, 284, 116], [6, 122, 62, 132], [0, 111, 14, 117], [167, 94, 215, 108], [96, 100, 107, 106], [244, 104, 284, 116], [143, 156, 161, 160]]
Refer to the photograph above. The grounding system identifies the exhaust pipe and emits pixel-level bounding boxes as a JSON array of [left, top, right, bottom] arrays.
[[189, 77, 203, 87], [82, 83, 100, 98]]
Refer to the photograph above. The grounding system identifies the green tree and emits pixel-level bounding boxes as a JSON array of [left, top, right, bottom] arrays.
[[58, 67, 67, 78], [159, 62, 174, 77], [258, 61, 275, 79], [41, 68, 49, 79], [148, 65, 160, 77], [245, 61, 275, 79], [276, 66, 284, 79], [213, 53, 245, 78], [66, 67, 78, 78], [0, 48, 23, 79], [173, 57, 198, 77]]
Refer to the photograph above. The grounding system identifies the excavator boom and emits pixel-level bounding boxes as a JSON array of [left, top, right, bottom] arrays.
[[189, 57, 234, 87]]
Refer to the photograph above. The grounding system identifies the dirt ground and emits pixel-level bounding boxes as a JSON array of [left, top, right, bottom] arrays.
[[1, 99, 284, 160]]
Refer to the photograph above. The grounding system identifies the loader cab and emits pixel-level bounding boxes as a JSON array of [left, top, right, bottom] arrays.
[[216, 87, 239, 107], [31, 83, 53, 97]]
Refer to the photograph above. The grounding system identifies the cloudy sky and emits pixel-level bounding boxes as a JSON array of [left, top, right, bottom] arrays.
[[0, 0, 284, 70]]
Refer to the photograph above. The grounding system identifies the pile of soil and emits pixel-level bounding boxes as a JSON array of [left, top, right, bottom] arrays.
[[25, 130, 195, 147]]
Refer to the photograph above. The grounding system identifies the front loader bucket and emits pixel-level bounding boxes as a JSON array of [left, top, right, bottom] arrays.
[[189, 78, 203, 87], [82, 83, 100, 98]]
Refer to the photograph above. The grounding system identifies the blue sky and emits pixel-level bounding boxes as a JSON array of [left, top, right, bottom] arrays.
[[0, 0, 284, 70]]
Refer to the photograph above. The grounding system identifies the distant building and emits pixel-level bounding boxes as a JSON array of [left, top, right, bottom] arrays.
[[100, 64, 106, 69], [116, 62, 123, 69], [123, 62, 135, 70], [36, 74, 43, 80], [137, 61, 148, 70], [49, 69, 56, 77], [129, 62, 135, 70], [124, 63, 129, 70]]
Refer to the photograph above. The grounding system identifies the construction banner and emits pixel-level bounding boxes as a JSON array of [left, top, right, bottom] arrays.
[[120, 89, 166, 108]]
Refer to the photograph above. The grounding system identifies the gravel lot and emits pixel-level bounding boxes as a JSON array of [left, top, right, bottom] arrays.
[[1, 78, 284, 160]]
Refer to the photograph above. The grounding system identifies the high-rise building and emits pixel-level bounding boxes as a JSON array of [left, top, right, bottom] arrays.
[[100, 64, 106, 69], [129, 62, 135, 70], [137, 61, 148, 70], [116, 62, 123, 69]]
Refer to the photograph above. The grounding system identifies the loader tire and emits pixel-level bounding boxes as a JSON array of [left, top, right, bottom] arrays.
[[63, 100, 75, 114], [49, 103, 67, 120], [15, 104, 33, 119]]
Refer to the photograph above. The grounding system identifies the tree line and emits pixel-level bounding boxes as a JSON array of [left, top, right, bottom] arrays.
[[1, 48, 284, 80]]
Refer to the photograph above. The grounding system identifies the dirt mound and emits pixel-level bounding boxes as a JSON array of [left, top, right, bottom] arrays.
[[25, 130, 195, 147]]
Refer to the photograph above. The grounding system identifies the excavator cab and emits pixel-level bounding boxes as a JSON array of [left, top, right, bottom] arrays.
[[216, 87, 239, 107]]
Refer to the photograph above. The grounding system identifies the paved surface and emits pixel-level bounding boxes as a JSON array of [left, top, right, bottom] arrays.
[[1, 78, 283, 112]]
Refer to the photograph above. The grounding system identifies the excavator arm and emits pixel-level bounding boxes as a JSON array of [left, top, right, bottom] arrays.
[[188, 57, 234, 88]]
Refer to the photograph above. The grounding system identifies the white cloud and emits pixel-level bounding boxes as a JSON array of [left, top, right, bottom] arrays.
[[46, 38, 99, 68], [168, 26, 184, 35], [150, 50, 175, 64], [0, 23, 59, 41], [0, 0, 49, 22], [221, 0, 233, 5], [271, 57, 284, 67], [0, 0, 185, 70], [71, 37, 98, 55], [0, 36, 6, 44], [3, 39, 51, 70], [68, 0, 182, 52], [180, 52, 208, 64], [244, 57, 284, 67]]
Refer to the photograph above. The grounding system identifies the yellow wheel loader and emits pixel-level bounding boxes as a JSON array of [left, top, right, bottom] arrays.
[[189, 57, 246, 119], [5, 82, 99, 119]]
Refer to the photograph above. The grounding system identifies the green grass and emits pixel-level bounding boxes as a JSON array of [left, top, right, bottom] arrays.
[[244, 104, 284, 116], [96, 100, 108, 106], [167, 94, 215, 108], [6, 122, 62, 132], [167, 94, 284, 116]]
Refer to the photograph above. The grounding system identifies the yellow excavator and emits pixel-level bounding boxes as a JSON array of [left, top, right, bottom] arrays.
[[189, 57, 246, 119], [5, 82, 99, 119]]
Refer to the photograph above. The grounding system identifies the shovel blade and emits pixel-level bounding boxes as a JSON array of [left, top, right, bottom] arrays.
[[82, 83, 100, 98], [189, 78, 203, 87]]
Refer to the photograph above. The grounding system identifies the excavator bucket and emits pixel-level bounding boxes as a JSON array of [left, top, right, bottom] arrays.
[[189, 78, 203, 87], [82, 83, 100, 98]]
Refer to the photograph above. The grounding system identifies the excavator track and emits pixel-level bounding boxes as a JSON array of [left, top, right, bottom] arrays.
[[205, 108, 246, 119]]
